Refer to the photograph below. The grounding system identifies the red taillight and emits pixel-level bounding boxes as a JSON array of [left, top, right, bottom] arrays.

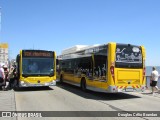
[[143, 67, 146, 76], [110, 66, 115, 83], [110, 66, 114, 75], [142, 67, 146, 84]]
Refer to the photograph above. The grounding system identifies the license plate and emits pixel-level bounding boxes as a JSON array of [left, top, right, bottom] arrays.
[[36, 84, 42, 86], [125, 88, 134, 92]]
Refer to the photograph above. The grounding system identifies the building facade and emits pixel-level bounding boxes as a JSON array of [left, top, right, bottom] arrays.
[[0, 43, 8, 65]]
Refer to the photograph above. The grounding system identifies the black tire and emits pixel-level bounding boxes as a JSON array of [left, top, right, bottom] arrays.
[[60, 75, 63, 83], [81, 78, 86, 91]]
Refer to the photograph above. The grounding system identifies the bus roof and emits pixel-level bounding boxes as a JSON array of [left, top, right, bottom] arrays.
[[61, 44, 105, 55], [58, 44, 108, 60]]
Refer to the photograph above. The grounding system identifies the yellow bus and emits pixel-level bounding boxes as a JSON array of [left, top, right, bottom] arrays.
[[14, 50, 56, 89], [57, 42, 146, 93]]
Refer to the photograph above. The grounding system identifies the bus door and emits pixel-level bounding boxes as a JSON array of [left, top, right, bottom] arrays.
[[93, 54, 108, 89], [85, 56, 94, 87], [74, 56, 94, 87]]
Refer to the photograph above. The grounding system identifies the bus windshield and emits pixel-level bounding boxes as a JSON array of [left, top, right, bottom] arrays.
[[115, 44, 143, 68], [22, 57, 54, 76]]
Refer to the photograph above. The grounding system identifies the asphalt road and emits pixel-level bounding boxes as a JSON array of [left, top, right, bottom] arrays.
[[12, 83, 160, 120]]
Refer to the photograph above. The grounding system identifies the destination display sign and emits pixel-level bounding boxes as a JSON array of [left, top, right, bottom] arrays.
[[22, 50, 53, 57]]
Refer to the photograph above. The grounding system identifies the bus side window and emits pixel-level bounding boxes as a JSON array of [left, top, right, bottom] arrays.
[[56, 59, 59, 65], [16, 54, 20, 77], [62, 62, 65, 65], [56, 59, 59, 72]]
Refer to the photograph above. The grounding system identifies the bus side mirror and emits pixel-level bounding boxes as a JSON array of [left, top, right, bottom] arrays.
[[16, 54, 20, 63]]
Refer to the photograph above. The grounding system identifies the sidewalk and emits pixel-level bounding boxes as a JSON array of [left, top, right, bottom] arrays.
[[141, 87, 160, 98], [0, 90, 17, 120], [0, 90, 16, 111]]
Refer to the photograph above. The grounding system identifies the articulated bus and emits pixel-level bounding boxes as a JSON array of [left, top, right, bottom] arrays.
[[14, 50, 56, 89], [57, 42, 146, 93]]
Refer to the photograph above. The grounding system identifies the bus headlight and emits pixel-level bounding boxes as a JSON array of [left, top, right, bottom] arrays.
[[20, 81, 27, 86], [21, 81, 24, 84], [52, 80, 56, 85]]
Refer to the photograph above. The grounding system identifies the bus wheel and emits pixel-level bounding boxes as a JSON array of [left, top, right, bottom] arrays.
[[81, 78, 86, 91], [60, 75, 63, 83]]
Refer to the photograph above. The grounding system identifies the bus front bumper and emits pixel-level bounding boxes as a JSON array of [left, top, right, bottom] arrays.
[[19, 80, 56, 87]]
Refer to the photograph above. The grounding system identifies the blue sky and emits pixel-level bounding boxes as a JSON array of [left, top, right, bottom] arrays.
[[0, 0, 160, 66]]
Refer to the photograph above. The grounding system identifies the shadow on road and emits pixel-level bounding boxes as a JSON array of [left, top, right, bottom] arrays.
[[57, 82, 141, 101], [14, 86, 54, 92]]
